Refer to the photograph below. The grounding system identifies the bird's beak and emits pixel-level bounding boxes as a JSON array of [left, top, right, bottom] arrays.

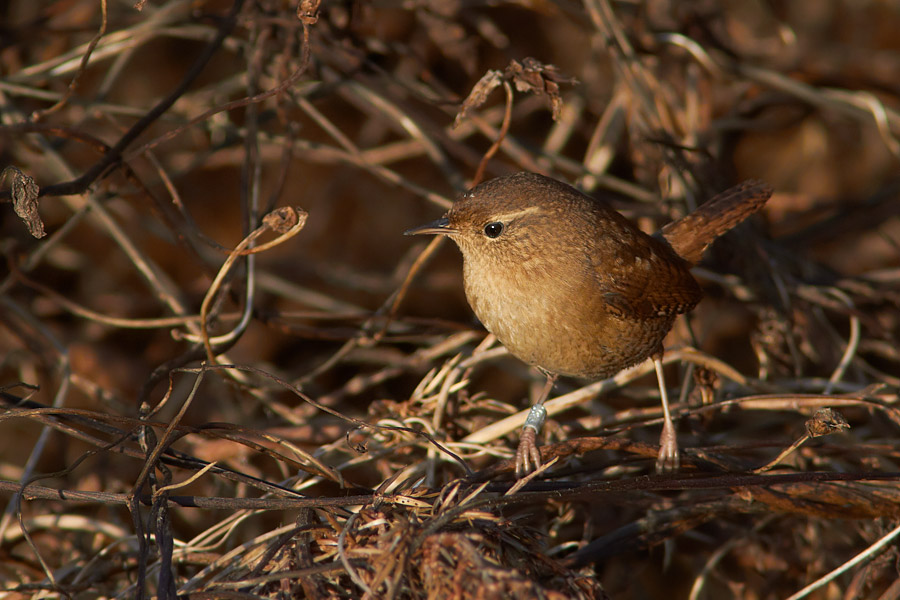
[[404, 216, 456, 236]]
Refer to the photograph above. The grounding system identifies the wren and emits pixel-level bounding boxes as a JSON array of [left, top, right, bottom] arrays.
[[406, 172, 773, 475]]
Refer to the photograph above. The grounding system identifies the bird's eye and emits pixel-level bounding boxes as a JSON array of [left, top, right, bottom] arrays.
[[483, 222, 504, 238]]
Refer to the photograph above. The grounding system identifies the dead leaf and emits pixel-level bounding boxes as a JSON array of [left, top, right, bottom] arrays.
[[455, 69, 504, 127], [2, 166, 45, 239], [454, 57, 577, 127]]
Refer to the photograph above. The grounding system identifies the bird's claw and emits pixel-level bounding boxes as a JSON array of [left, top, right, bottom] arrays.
[[515, 426, 543, 477], [515, 404, 547, 477], [655, 421, 680, 473]]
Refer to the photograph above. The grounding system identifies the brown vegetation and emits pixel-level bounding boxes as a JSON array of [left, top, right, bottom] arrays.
[[1, 1, 899, 598]]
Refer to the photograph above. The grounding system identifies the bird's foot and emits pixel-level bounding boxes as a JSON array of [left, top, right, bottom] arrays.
[[655, 421, 680, 473], [515, 428, 542, 477], [515, 404, 547, 477]]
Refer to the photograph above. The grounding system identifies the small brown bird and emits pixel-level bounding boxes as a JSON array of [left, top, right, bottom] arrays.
[[406, 172, 772, 475]]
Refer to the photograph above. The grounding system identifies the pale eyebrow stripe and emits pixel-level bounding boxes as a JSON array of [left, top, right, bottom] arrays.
[[490, 206, 544, 222]]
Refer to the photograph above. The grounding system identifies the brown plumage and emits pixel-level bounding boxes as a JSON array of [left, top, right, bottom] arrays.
[[407, 172, 773, 474]]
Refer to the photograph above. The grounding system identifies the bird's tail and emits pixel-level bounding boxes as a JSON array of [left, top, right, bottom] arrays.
[[659, 180, 773, 265]]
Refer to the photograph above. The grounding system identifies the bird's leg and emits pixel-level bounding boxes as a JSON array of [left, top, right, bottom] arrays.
[[515, 372, 557, 477], [653, 355, 680, 472]]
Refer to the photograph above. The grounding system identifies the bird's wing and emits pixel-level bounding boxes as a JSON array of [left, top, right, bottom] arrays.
[[589, 233, 702, 320]]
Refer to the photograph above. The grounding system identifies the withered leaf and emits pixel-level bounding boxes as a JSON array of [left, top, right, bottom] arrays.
[[298, 0, 320, 25], [506, 57, 577, 120], [806, 407, 850, 438], [2, 166, 45, 239], [454, 57, 577, 127], [454, 69, 503, 128]]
